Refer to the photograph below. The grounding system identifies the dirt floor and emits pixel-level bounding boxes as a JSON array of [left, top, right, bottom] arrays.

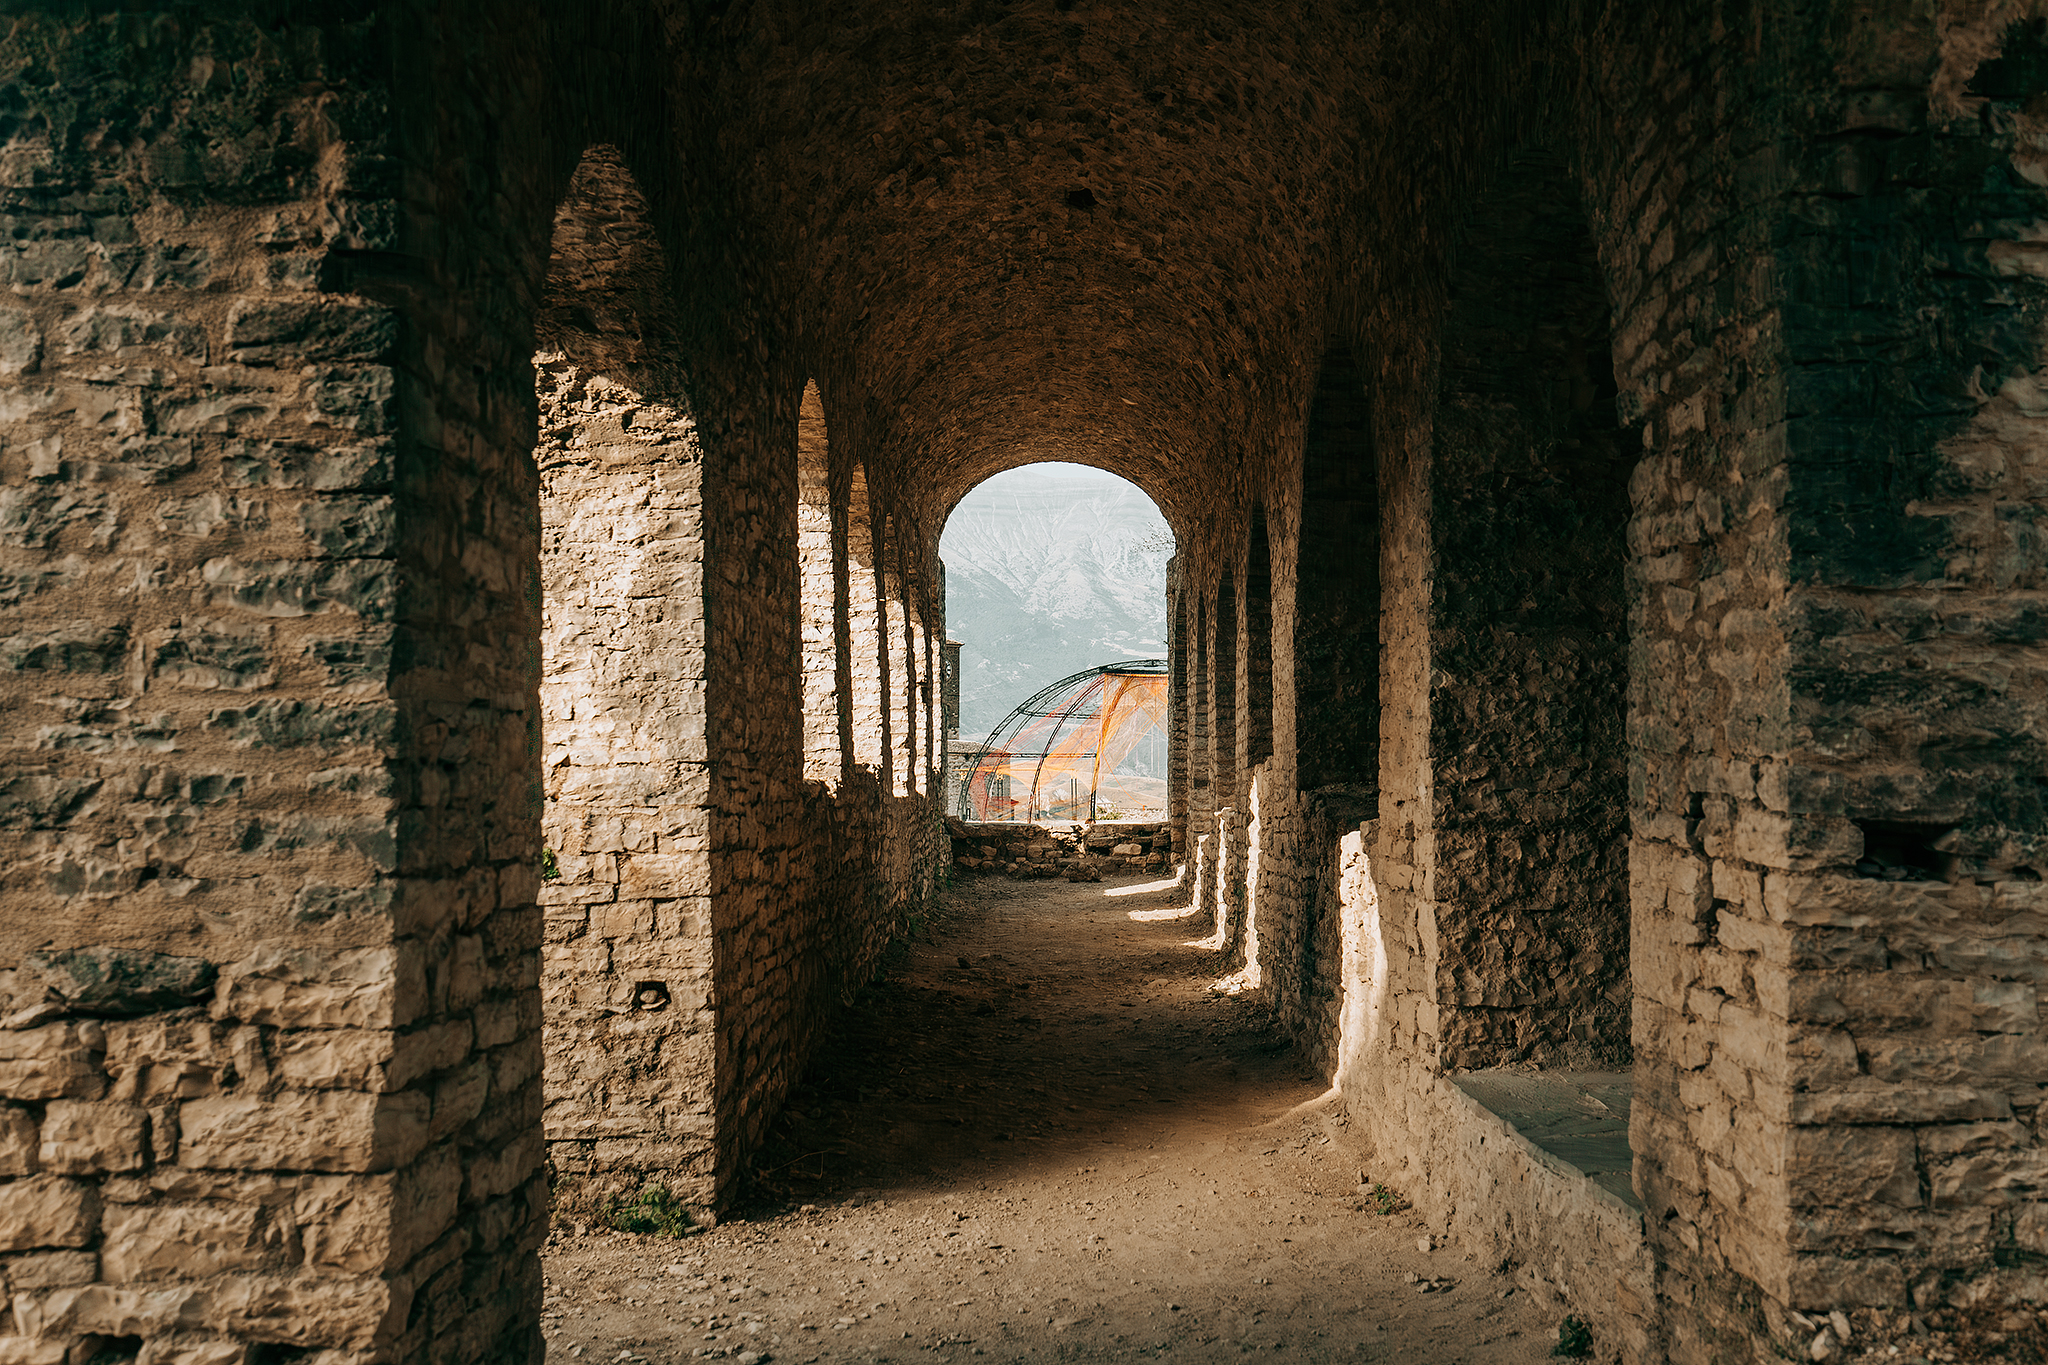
[[538, 870, 1568, 1364]]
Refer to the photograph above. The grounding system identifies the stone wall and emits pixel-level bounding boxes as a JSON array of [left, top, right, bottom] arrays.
[[532, 148, 717, 1208], [536, 356, 714, 1203], [1429, 148, 1633, 1071]]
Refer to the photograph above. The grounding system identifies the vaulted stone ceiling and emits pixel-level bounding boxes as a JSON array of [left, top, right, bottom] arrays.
[[613, 0, 1547, 542]]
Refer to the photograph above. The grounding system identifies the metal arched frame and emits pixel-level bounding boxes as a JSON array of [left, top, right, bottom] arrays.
[[958, 659, 1169, 823]]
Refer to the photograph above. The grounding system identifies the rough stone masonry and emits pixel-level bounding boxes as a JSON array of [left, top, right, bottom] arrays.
[[0, 4, 2044, 1365]]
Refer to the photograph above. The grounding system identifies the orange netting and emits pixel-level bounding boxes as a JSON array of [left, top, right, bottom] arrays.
[[963, 668, 1168, 821]]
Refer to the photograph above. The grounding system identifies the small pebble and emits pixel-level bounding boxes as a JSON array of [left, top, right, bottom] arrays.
[[1417, 1235, 1433, 1253]]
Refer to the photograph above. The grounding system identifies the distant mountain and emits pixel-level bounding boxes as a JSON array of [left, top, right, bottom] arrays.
[[940, 464, 1173, 742]]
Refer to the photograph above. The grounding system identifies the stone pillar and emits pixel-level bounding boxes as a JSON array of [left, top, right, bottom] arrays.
[[535, 358, 713, 1202], [1189, 588, 1219, 920], [0, 12, 572, 1363], [531, 144, 718, 1210], [1238, 511, 1276, 774], [1210, 570, 1244, 949], [1165, 557, 1188, 867], [881, 516, 913, 797]]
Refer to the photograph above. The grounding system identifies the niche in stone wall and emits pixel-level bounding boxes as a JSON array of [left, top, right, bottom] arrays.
[[840, 457, 885, 774], [798, 381, 837, 783], [1296, 342, 1380, 800], [1242, 505, 1275, 771], [533, 146, 718, 1203], [1432, 146, 1633, 1070]]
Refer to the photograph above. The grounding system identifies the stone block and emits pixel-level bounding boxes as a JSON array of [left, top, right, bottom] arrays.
[[20, 949, 215, 1017], [12, 1283, 206, 1339], [274, 1031, 395, 1092], [1785, 1254, 1906, 1309], [1785, 1083, 2011, 1125], [0, 1023, 105, 1101], [201, 1269, 403, 1350], [101, 1201, 268, 1281], [180, 1090, 429, 1173], [135, 1339, 251, 1365], [427, 1058, 488, 1145], [1918, 1121, 2026, 1157], [0, 1176, 99, 1251], [103, 1013, 226, 1102], [1, 1252, 96, 1288], [1788, 1126, 1919, 1208], [37, 1100, 147, 1173], [616, 853, 708, 900], [2017, 1201, 2048, 1253], [212, 946, 423, 1031], [0, 1338, 66, 1365], [1928, 1147, 2048, 1207], [0, 1104, 36, 1175]]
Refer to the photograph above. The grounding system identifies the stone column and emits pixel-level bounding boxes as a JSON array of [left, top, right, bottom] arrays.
[[1165, 557, 1188, 867], [1188, 588, 1219, 919], [0, 12, 578, 1364], [1211, 570, 1244, 950]]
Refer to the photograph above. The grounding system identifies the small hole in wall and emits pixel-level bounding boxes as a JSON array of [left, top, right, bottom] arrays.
[[636, 981, 671, 1011], [1968, 17, 2048, 100], [1852, 819, 1957, 882], [1065, 187, 1097, 210], [249, 1348, 316, 1365], [78, 1338, 141, 1365]]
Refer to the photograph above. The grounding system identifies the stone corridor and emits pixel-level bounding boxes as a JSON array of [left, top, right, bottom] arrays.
[[3, 6, 2048, 1365], [537, 871, 1557, 1364]]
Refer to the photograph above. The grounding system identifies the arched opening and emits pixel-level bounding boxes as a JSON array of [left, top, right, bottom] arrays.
[[797, 380, 836, 784], [1430, 147, 1632, 1075], [1295, 343, 1380, 799], [881, 513, 916, 797], [1274, 343, 1383, 1071], [1240, 505, 1275, 772], [535, 146, 716, 1207], [840, 458, 885, 774], [939, 462, 1175, 849]]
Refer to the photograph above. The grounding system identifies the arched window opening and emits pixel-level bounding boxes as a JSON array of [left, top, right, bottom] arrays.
[[939, 463, 1175, 830], [797, 381, 837, 783], [1241, 504, 1275, 770], [882, 513, 916, 797], [1211, 569, 1239, 811], [534, 146, 715, 1207], [1432, 147, 1631, 1075], [841, 459, 885, 774], [1296, 343, 1380, 800]]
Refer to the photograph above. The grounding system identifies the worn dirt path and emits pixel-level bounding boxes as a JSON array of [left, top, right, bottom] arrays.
[[540, 871, 1558, 1364]]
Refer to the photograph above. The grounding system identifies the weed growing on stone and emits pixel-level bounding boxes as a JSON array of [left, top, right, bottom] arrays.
[[1552, 1314, 1593, 1358], [541, 846, 560, 880], [602, 1183, 698, 1237]]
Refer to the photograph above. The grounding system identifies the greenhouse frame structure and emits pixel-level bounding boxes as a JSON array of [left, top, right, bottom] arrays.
[[957, 659, 1170, 823]]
